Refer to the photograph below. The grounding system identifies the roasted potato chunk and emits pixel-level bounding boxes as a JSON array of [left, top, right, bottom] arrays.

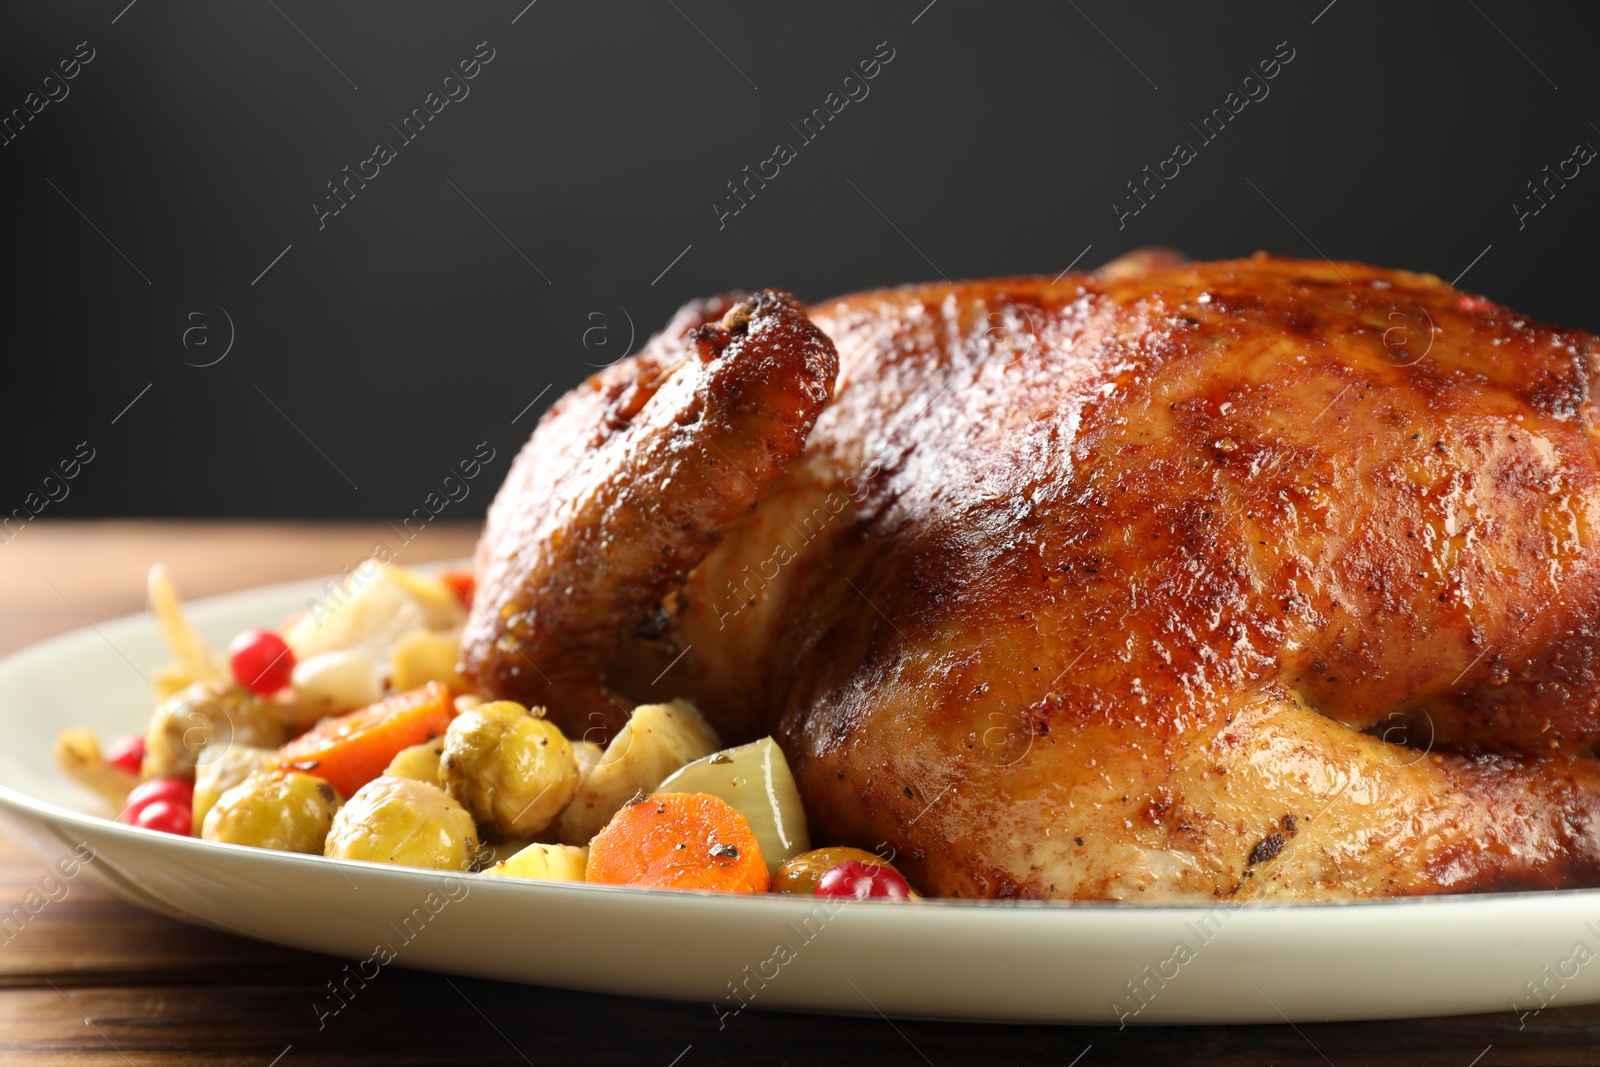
[[482, 842, 588, 882], [555, 700, 719, 845], [390, 629, 468, 693]]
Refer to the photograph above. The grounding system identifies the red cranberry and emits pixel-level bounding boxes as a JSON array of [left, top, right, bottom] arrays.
[[229, 629, 296, 695], [106, 734, 146, 775], [128, 799, 192, 836], [815, 860, 912, 901], [120, 778, 194, 836]]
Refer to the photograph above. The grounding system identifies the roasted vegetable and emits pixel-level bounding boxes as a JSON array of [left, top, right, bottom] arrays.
[[54, 729, 139, 807], [268, 681, 454, 798], [324, 776, 480, 871], [192, 744, 273, 830], [384, 737, 445, 786], [571, 738, 603, 776], [146, 563, 228, 702], [441, 702, 577, 838], [555, 700, 719, 845], [658, 738, 810, 874], [283, 563, 465, 665], [144, 681, 288, 782], [290, 650, 383, 719], [586, 792, 769, 893], [201, 770, 342, 854], [482, 842, 588, 883], [390, 628, 469, 693]]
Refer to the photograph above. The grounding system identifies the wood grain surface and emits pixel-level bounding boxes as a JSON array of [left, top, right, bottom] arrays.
[[0, 521, 1595, 1065]]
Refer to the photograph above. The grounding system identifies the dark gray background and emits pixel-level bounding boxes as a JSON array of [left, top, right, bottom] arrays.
[[3, 0, 1597, 519]]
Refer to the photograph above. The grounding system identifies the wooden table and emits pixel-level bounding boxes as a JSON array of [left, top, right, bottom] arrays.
[[1, 521, 1596, 1065]]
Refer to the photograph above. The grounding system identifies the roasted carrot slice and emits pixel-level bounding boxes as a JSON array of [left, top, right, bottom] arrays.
[[586, 792, 770, 893], [269, 681, 454, 799]]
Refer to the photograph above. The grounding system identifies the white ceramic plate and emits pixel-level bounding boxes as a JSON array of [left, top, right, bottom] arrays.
[[0, 572, 1595, 1026]]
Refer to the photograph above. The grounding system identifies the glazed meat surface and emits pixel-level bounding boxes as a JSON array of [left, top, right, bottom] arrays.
[[465, 254, 1600, 901], [463, 290, 837, 741]]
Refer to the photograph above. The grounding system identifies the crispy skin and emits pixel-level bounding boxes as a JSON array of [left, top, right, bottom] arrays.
[[461, 289, 837, 742], [602, 255, 1600, 900]]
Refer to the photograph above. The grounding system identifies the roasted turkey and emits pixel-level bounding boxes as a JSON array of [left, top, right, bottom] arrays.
[[462, 253, 1600, 902]]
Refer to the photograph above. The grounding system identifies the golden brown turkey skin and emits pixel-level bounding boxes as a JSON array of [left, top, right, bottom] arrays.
[[461, 289, 837, 743], [479, 254, 1600, 900]]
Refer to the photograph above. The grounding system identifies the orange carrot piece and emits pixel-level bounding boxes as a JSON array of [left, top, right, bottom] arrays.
[[440, 570, 475, 609], [269, 681, 454, 799], [586, 793, 770, 893]]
